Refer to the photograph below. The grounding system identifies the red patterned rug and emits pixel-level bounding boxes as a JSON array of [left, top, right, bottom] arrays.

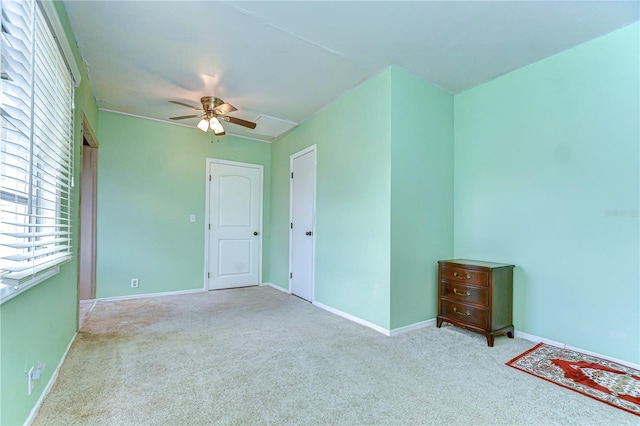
[[506, 343, 640, 416]]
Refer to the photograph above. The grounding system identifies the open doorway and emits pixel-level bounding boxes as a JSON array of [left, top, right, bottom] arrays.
[[78, 113, 98, 329]]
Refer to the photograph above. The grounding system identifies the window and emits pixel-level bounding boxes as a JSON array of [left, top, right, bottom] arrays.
[[0, 0, 76, 303]]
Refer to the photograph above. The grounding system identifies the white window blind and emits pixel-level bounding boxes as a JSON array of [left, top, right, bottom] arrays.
[[0, 0, 75, 303]]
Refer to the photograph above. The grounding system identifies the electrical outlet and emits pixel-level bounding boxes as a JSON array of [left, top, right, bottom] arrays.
[[131, 278, 139, 288]]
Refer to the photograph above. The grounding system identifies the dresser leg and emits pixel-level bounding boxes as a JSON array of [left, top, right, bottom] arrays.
[[486, 334, 495, 347], [507, 325, 514, 339], [436, 317, 443, 328]]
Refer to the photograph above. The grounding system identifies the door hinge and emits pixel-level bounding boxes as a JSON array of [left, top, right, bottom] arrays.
[[209, 175, 211, 181], [207, 272, 210, 278], [290, 222, 293, 229], [209, 224, 211, 230], [291, 172, 293, 179], [290, 272, 292, 279]]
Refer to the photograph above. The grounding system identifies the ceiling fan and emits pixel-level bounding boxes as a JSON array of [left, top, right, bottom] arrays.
[[169, 96, 256, 136]]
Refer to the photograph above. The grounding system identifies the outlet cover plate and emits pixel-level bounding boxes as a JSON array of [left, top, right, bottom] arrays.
[[27, 366, 34, 395]]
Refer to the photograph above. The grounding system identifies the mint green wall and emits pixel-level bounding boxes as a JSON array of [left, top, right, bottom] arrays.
[[96, 111, 271, 298], [0, 3, 99, 424], [271, 70, 392, 328], [453, 23, 639, 363], [389, 67, 454, 329]]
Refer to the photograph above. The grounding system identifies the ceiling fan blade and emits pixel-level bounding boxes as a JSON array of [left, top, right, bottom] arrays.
[[169, 100, 202, 111], [222, 115, 256, 129], [169, 115, 200, 120], [213, 103, 238, 115]]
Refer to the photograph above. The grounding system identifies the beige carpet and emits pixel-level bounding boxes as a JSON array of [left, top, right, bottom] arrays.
[[34, 287, 637, 425]]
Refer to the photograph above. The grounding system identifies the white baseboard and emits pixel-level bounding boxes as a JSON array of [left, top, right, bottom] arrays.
[[515, 330, 640, 370], [260, 282, 290, 294], [24, 332, 77, 426], [311, 301, 436, 338], [312, 300, 391, 336], [87, 300, 97, 314], [390, 318, 436, 337], [97, 288, 205, 302]]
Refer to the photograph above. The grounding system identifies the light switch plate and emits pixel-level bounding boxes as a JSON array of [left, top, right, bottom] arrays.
[[189, 214, 196, 223]]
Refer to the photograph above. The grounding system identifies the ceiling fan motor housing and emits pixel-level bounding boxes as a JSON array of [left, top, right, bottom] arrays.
[[201, 96, 224, 112]]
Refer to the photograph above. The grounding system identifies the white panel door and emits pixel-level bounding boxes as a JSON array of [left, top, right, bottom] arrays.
[[290, 146, 316, 301], [208, 161, 262, 290]]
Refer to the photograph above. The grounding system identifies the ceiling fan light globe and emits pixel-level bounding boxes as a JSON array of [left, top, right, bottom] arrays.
[[209, 117, 225, 135], [197, 118, 209, 132]]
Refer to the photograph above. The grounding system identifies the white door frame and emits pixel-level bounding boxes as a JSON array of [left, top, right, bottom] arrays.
[[204, 158, 263, 290], [288, 145, 317, 300]]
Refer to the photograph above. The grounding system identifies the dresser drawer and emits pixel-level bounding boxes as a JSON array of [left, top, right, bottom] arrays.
[[440, 300, 489, 329], [440, 282, 488, 306], [441, 266, 488, 286]]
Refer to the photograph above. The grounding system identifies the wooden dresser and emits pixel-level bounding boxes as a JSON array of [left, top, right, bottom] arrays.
[[437, 259, 515, 347]]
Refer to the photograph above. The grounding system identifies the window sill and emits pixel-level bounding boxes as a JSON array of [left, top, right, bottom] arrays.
[[0, 266, 61, 305]]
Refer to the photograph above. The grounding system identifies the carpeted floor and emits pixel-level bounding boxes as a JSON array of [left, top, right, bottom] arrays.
[[78, 299, 96, 329], [34, 286, 638, 425]]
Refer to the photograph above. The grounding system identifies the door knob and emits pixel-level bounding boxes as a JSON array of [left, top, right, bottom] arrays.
[[253, 231, 259, 236], [305, 231, 312, 236]]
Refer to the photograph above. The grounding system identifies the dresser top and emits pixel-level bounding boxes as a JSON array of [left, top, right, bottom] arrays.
[[439, 259, 515, 269]]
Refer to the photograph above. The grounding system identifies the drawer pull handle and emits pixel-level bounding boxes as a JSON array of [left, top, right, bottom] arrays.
[[453, 307, 471, 316], [453, 288, 471, 297], [453, 272, 472, 280]]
